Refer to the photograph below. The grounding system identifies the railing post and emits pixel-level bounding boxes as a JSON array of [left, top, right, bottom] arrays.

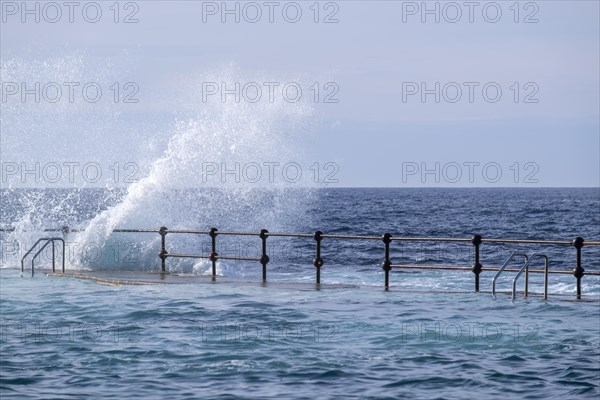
[[543, 256, 549, 301], [313, 231, 324, 284], [61, 239, 65, 273], [209, 228, 218, 280], [61, 226, 69, 274], [158, 226, 168, 272], [381, 233, 392, 290], [51, 240, 56, 273], [259, 229, 270, 282], [471, 234, 483, 292], [572, 236, 585, 299], [524, 261, 529, 297]]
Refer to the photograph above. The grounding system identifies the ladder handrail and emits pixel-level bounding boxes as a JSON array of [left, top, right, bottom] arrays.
[[512, 253, 549, 301], [21, 237, 65, 277], [30, 241, 53, 277], [21, 238, 50, 275], [492, 252, 529, 298]]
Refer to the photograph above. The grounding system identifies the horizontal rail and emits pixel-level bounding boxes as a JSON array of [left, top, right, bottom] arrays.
[[165, 253, 261, 262], [113, 229, 159, 233], [482, 238, 572, 245], [392, 265, 473, 271], [392, 264, 599, 275], [321, 234, 382, 240], [216, 256, 262, 262], [267, 232, 314, 238], [4, 227, 600, 246], [164, 253, 208, 259], [162, 229, 210, 235], [217, 231, 262, 237], [391, 237, 472, 243]]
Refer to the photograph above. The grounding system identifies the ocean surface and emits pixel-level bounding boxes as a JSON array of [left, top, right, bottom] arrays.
[[1, 188, 599, 399]]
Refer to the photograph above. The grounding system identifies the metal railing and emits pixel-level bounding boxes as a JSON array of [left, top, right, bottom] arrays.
[[11, 226, 600, 299], [20, 237, 65, 277]]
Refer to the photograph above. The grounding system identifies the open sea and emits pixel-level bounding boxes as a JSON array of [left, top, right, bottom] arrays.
[[1, 187, 599, 399]]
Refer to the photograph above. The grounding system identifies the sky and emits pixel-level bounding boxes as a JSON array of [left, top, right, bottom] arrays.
[[0, 0, 599, 188]]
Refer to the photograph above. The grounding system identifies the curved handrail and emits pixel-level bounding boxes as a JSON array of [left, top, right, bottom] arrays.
[[512, 253, 549, 301], [492, 252, 529, 298], [21, 238, 65, 277], [21, 238, 49, 275], [30, 241, 53, 277]]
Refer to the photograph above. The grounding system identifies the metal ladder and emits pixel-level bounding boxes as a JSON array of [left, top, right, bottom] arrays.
[[492, 252, 549, 300], [21, 238, 65, 277], [511, 253, 549, 300], [492, 252, 528, 298]]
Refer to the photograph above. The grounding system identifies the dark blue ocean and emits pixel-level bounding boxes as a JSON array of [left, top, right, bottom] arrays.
[[1, 188, 599, 399]]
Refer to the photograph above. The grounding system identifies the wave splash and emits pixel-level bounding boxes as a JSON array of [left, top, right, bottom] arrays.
[[5, 66, 317, 272]]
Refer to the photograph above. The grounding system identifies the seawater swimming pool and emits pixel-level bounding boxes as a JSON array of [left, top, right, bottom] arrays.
[[1, 268, 599, 399]]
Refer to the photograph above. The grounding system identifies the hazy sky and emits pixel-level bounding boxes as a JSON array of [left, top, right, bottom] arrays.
[[1, 1, 598, 187]]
